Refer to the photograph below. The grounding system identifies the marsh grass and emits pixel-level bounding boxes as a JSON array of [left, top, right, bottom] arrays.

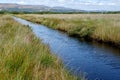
[[0, 15, 78, 80], [16, 14, 120, 48]]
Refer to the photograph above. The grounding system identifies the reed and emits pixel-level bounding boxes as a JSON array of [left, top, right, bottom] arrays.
[[16, 14, 120, 48], [0, 15, 78, 80]]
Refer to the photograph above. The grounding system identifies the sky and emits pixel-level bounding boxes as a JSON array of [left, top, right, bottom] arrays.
[[0, 0, 120, 11]]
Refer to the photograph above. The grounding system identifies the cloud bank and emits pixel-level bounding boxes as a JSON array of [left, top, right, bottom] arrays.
[[0, 0, 120, 11]]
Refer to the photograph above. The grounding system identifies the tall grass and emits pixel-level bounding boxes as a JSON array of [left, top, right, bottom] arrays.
[[16, 14, 120, 48], [0, 15, 78, 80]]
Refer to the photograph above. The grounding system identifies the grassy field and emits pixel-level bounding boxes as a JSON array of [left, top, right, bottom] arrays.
[[16, 14, 120, 48], [0, 15, 78, 80]]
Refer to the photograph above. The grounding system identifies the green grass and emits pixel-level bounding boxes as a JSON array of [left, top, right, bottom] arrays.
[[16, 14, 120, 48], [0, 15, 78, 80]]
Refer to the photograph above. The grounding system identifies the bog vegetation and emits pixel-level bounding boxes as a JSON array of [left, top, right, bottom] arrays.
[[16, 14, 120, 48], [0, 15, 78, 80]]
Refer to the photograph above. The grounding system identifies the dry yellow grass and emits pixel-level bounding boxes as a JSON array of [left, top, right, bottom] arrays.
[[0, 15, 78, 80], [16, 14, 120, 48]]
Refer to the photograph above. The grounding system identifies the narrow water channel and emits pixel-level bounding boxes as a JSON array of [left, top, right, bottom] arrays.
[[14, 17, 120, 80]]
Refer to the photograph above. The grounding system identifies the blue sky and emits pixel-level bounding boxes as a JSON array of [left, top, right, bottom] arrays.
[[0, 0, 120, 11]]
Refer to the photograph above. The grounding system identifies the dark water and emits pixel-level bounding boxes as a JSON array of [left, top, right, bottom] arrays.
[[14, 17, 120, 80]]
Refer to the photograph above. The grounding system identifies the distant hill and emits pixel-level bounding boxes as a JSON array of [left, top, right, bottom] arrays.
[[0, 3, 81, 12]]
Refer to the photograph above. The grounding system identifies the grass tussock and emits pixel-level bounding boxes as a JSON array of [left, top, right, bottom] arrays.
[[0, 15, 78, 80], [16, 14, 120, 48]]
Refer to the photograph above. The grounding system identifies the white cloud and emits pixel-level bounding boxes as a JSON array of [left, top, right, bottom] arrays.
[[17, 1, 26, 4], [58, 0, 65, 3], [0, 0, 120, 10], [13, 0, 120, 6], [68, 0, 120, 6]]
